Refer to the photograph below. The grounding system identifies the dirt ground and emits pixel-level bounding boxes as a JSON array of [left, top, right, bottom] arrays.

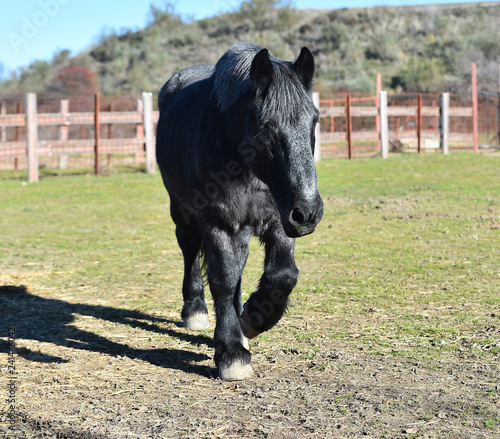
[[1, 283, 498, 439]]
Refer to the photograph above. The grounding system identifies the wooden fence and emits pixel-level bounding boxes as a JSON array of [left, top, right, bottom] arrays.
[[0, 62, 497, 181], [314, 63, 499, 160], [314, 90, 480, 161], [0, 92, 158, 181]]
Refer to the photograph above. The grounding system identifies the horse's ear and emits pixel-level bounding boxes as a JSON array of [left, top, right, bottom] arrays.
[[293, 47, 315, 92], [250, 48, 273, 95]]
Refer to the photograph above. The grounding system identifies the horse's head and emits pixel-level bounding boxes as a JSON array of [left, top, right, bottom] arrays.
[[241, 47, 323, 238]]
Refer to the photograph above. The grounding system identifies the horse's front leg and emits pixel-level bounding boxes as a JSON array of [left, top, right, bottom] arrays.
[[240, 227, 299, 338], [204, 227, 252, 381]]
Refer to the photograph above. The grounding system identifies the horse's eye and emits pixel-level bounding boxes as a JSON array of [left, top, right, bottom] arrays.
[[265, 125, 279, 145], [268, 130, 278, 145], [311, 126, 316, 154], [261, 132, 276, 160]]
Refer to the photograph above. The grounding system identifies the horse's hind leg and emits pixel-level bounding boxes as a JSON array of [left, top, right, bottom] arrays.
[[171, 205, 209, 330], [176, 225, 209, 330]]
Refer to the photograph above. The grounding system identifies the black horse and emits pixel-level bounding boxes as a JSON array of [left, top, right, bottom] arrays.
[[156, 42, 323, 380]]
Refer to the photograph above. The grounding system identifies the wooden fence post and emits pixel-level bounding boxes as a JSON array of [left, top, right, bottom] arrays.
[[440, 92, 450, 155], [15, 102, 21, 170], [1, 101, 6, 143], [498, 64, 500, 147], [472, 62, 478, 153], [376, 73, 381, 152], [107, 102, 113, 167], [312, 92, 321, 163], [59, 99, 69, 169], [328, 99, 335, 149], [346, 93, 353, 159], [417, 93, 422, 153], [379, 91, 389, 159], [25, 93, 39, 182], [94, 93, 101, 175], [107, 103, 113, 139], [142, 92, 155, 174], [136, 99, 145, 164]]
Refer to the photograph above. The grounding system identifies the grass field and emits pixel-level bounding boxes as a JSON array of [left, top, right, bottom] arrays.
[[1, 153, 499, 438]]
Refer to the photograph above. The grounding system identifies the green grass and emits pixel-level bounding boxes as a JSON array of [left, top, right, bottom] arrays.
[[1, 154, 499, 352]]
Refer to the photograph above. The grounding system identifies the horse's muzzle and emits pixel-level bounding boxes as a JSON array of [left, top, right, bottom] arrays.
[[282, 194, 324, 238]]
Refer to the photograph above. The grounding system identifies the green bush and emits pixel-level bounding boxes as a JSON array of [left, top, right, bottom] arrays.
[[391, 56, 447, 92]]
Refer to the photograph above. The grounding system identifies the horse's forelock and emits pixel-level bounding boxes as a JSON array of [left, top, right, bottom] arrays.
[[212, 42, 260, 112], [212, 42, 314, 123], [259, 63, 315, 125]]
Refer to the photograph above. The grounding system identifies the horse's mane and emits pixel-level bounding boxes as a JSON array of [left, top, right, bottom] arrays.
[[212, 41, 314, 123]]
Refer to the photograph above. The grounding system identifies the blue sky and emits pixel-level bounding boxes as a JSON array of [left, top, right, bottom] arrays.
[[0, 0, 485, 77]]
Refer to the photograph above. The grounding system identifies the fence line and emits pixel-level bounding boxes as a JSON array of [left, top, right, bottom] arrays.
[[315, 63, 500, 159], [0, 63, 498, 180], [317, 91, 481, 160], [320, 87, 500, 158], [0, 92, 158, 181]]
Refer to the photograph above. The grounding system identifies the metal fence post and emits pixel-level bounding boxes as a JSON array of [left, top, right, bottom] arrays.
[[26, 93, 39, 182], [379, 91, 389, 159], [312, 92, 321, 162], [472, 62, 478, 153], [417, 93, 422, 153], [346, 93, 353, 159], [440, 92, 450, 155], [142, 92, 155, 174], [94, 93, 101, 176]]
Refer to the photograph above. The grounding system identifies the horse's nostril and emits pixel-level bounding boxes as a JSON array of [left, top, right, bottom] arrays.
[[291, 208, 307, 225]]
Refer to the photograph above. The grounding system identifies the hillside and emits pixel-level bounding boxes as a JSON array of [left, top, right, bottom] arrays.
[[1, 1, 499, 98]]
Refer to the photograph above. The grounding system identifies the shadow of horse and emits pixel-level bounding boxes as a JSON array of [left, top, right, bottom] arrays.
[[0, 285, 215, 378]]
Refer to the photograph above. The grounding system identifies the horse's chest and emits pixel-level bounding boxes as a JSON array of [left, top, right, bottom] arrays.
[[229, 187, 277, 232]]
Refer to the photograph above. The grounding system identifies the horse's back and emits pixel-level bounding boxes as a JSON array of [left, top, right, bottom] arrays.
[[158, 64, 214, 112], [156, 64, 216, 198]]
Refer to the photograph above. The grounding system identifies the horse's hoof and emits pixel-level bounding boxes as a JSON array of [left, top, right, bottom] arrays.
[[183, 313, 210, 330], [219, 361, 253, 381], [239, 311, 261, 339], [242, 335, 249, 350]]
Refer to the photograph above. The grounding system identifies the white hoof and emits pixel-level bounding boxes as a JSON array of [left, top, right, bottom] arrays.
[[219, 361, 253, 381], [241, 336, 249, 350], [183, 313, 210, 330]]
